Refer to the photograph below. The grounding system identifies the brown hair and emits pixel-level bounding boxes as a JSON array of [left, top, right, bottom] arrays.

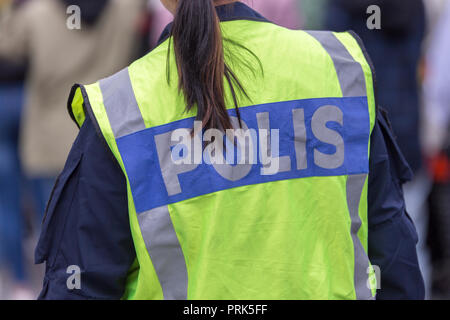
[[169, 0, 249, 131]]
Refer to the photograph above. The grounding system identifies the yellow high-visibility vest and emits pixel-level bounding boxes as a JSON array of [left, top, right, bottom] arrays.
[[69, 16, 377, 299]]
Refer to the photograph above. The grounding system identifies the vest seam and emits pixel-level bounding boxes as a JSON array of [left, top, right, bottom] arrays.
[[78, 84, 125, 174], [346, 30, 379, 116]]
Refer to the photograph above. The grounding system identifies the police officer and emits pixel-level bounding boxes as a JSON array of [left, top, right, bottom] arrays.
[[35, 0, 424, 299]]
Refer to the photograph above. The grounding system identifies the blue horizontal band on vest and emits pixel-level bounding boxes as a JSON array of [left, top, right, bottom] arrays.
[[116, 96, 370, 214]]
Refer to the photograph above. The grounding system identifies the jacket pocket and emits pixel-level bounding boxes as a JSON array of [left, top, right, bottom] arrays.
[[35, 152, 82, 266]]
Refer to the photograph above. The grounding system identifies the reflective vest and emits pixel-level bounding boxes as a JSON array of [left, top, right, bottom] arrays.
[[69, 19, 377, 300]]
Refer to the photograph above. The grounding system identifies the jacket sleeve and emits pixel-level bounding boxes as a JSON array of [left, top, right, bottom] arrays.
[[35, 113, 136, 300], [368, 109, 425, 300]]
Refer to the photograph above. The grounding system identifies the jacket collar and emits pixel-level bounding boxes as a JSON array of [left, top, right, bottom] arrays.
[[156, 2, 269, 46], [216, 1, 268, 22]]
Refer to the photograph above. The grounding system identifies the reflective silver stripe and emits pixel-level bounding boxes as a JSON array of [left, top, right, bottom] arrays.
[[346, 174, 374, 300], [307, 31, 367, 97], [292, 108, 308, 170], [309, 31, 372, 298], [154, 130, 200, 196], [138, 206, 188, 300], [99, 68, 146, 138], [311, 105, 345, 169]]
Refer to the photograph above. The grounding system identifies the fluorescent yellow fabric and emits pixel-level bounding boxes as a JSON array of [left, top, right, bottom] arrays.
[[70, 20, 377, 300]]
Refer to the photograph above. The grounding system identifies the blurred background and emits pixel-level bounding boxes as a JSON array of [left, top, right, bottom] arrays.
[[0, 0, 449, 300]]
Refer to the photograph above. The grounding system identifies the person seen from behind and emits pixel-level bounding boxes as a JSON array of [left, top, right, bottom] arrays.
[[35, 0, 424, 300]]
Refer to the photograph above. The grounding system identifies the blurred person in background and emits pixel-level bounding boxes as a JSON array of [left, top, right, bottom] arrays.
[[325, 0, 425, 174], [423, 0, 450, 299], [0, 0, 145, 299], [299, 0, 327, 30], [0, 0, 30, 300], [148, 0, 173, 47], [0, 0, 145, 223], [249, 0, 302, 29], [0, 65, 27, 299], [325, 0, 430, 297], [423, 0, 448, 32]]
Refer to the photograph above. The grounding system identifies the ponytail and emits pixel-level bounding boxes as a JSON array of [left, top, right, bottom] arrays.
[[170, 0, 246, 131]]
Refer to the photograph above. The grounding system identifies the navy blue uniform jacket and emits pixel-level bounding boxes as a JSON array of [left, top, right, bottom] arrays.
[[35, 3, 425, 300]]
